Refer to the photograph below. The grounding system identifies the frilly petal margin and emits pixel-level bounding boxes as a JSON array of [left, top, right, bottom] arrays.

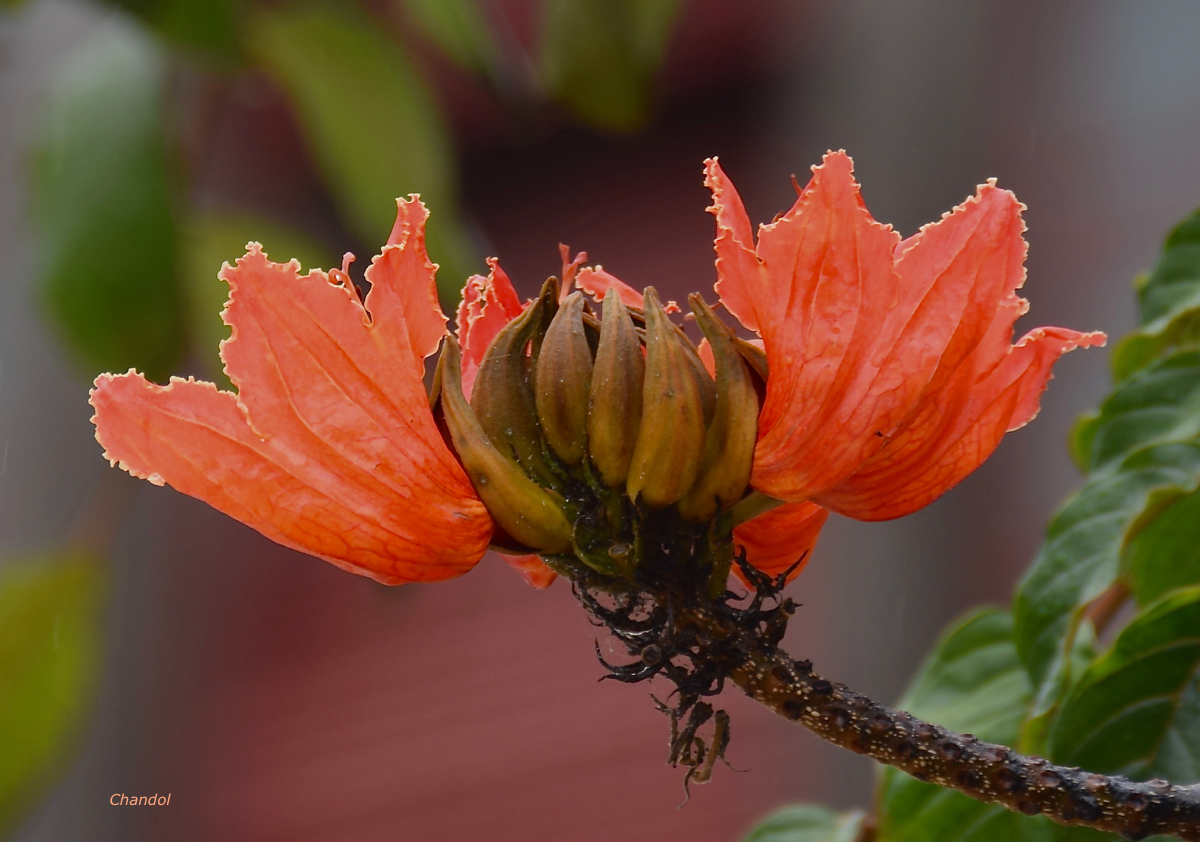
[[90, 198, 493, 585], [734, 502, 829, 585]]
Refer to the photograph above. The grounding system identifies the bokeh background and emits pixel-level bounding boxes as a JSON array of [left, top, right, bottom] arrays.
[[3, 1, 1200, 839]]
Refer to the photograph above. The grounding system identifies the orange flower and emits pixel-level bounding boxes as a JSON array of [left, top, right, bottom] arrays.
[[703, 151, 1104, 522], [90, 153, 1102, 591]]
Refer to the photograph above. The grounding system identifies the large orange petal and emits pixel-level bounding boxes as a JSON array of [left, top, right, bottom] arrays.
[[733, 501, 829, 584], [455, 257, 524, 399], [91, 198, 492, 585], [817, 296, 1105, 520], [712, 153, 910, 501]]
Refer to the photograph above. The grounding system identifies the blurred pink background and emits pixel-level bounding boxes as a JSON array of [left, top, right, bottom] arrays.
[[4, 1, 1200, 839]]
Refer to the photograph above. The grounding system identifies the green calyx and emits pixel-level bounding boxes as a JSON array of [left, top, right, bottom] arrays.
[[436, 277, 763, 587]]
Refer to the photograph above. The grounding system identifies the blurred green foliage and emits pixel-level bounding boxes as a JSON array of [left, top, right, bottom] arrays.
[[250, 3, 473, 305], [395, 0, 499, 76], [540, 0, 682, 131], [108, 0, 242, 60], [32, 19, 184, 382], [29, 0, 683, 382], [0, 553, 105, 835]]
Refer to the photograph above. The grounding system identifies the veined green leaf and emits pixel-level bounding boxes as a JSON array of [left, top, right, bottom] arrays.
[[394, 0, 498, 75], [0, 553, 105, 834], [32, 19, 184, 382], [1048, 586, 1200, 782], [1071, 350, 1200, 475], [1112, 209, 1200, 382], [539, 0, 681, 132], [1014, 442, 1200, 730], [742, 805, 865, 842], [181, 210, 337, 385], [1126, 490, 1200, 606], [250, 4, 474, 307], [877, 610, 1057, 842]]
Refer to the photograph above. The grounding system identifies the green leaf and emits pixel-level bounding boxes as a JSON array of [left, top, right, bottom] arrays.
[[1126, 490, 1200, 606], [1074, 350, 1200, 475], [0, 553, 105, 834], [1013, 442, 1200, 730], [109, 0, 241, 60], [32, 19, 185, 382], [877, 610, 1058, 842], [1047, 586, 1200, 782], [180, 210, 337, 384], [539, 0, 681, 132], [742, 805, 865, 842], [1112, 209, 1200, 382], [250, 4, 474, 305], [394, 0, 498, 75]]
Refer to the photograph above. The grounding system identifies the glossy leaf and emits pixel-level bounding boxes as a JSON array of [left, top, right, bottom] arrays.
[[877, 610, 1057, 842], [394, 0, 498, 75], [32, 19, 184, 382], [1014, 443, 1200, 729], [251, 4, 474, 304], [1126, 490, 1200, 606], [0, 553, 104, 834], [539, 0, 681, 131], [1111, 209, 1200, 382], [1048, 587, 1200, 782], [180, 211, 336, 384], [742, 804, 865, 842], [1069, 350, 1200, 476]]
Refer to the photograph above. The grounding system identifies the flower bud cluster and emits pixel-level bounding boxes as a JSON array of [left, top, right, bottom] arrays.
[[433, 277, 762, 586]]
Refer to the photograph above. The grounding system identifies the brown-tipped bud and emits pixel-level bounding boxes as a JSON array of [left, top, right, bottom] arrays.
[[437, 335, 573, 553], [471, 278, 559, 485], [587, 289, 645, 486], [678, 295, 760, 522], [626, 288, 707, 509], [536, 292, 593, 466]]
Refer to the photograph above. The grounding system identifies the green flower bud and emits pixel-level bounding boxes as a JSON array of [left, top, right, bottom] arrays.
[[471, 279, 560, 487], [536, 292, 594, 466], [677, 294, 759, 522], [436, 335, 573, 553], [587, 289, 645, 487], [626, 287, 708, 509]]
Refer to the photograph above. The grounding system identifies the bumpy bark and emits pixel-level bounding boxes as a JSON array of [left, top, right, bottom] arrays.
[[734, 649, 1200, 841]]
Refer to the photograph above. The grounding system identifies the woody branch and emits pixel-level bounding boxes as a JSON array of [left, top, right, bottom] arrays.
[[576, 565, 1200, 842]]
